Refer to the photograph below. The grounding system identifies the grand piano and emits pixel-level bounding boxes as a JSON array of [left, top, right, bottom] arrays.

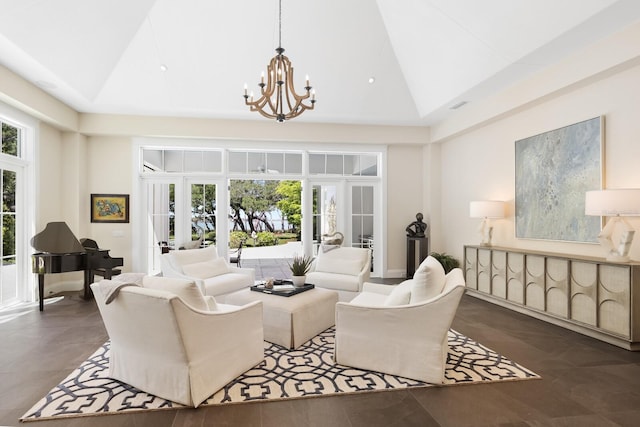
[[31, 222, 124, 311]]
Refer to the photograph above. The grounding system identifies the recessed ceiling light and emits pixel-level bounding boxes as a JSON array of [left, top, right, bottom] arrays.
[[159, 64, 168, 72], [368, 77, 375, 84]]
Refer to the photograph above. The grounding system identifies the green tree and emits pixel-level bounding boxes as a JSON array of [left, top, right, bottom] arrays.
[[1, 124, 17, 261], [276, 180, 302, 232], [229, 180, 282, 233], [2, 123, 18, 156]]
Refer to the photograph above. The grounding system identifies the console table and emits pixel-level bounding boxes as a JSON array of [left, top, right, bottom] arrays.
[[464, 245, 640, 350]]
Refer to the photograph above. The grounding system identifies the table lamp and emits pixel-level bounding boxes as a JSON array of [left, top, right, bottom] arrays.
[[470, 201, 505, 246], [585, 189, 640, 262]]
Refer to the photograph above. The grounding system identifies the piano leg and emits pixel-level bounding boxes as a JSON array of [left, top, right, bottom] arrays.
[[83, 270, 93, 301], [38, 274, 45, 312]]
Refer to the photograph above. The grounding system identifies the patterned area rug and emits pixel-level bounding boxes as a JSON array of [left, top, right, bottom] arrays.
[[21, 328, 539, 422]]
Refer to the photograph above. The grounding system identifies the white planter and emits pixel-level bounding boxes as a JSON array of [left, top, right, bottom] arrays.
[[291, 275, 306, 287]]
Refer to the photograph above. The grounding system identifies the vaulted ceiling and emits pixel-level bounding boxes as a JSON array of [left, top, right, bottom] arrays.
[[0, 0, 639, 127]]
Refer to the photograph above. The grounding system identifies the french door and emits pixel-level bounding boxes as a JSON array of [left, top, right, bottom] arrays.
[[141, 177, 223, 274], [308, 181, 378, 275]]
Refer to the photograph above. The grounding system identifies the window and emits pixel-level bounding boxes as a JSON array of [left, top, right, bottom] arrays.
[[143, 149, 222, 173], [309, 153, 378, 176], [135, 143, 384, 276], [1, 122, 20, 157], [0, 114, 31, 308], [228, 151, 302, 174]]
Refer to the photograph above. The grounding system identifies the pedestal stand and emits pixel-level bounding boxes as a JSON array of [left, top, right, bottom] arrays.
[[406, 236, 429, 278]]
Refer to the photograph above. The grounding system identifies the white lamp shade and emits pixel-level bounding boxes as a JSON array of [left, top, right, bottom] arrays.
[[469, 201, 505, 219], [585, 189, 640, 216]]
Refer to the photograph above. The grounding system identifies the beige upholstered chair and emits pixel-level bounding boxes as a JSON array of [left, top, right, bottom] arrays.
[[334, 257, 465, 383], [91, 276, 263, 407], [160, 246, 254, 302], [305, 246, 371, 301]]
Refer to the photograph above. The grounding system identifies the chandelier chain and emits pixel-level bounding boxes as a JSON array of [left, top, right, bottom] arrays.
[[278, 0, 282, 48]]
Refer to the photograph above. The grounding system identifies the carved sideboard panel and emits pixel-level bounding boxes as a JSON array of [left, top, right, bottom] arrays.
[[570, 261, 597, 327], [464, 245, 640, 350], [506, 252, 525, 304]]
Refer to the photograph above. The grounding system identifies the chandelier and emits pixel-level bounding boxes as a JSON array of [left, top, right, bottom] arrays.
[[243, 0, 316, 122]]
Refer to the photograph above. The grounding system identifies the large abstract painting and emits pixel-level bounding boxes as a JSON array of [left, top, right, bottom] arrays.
[[515, 117, 603, 242]]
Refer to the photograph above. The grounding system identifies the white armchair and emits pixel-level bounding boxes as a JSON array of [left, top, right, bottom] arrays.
[[334, 257, 465, 383], [91, 276, 264, 407], [160, 246, 254, 302], [305, 246, 371, 301]]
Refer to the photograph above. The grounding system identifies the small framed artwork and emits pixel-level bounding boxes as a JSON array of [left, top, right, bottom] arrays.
[[91, 194, 130, 223]]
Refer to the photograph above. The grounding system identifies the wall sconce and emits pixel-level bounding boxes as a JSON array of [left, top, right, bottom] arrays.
[[470, 201, 505, 246], [585, 189, 640, 262]]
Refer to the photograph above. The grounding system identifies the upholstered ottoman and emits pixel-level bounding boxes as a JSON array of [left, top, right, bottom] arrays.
[[226, 287, 339, 349]]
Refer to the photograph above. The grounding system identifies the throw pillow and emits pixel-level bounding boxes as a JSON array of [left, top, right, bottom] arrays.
[[142, 276, 209, 311], [410, 256, 446, 303], [383, 280, 413, 306], [182, 258, 229, 279]]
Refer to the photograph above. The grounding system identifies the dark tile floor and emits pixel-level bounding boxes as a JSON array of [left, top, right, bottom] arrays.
[[2, 264, 640, 426]]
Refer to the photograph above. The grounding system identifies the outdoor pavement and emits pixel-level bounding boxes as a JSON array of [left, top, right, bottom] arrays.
[[241, 241, 303, 259], [239, 241, 303, 280]]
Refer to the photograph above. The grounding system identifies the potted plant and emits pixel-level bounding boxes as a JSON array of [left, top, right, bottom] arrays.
[[429, 252, 460, 274], [288, 254, 313, 287]]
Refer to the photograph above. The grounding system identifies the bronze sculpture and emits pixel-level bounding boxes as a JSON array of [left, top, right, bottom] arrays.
[[406, 213, 427, 237]]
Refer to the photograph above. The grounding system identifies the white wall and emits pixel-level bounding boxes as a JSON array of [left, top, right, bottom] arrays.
[[86, 136, 134, 273], [36, 123, 88, 292], [387, 145, 425, 275], [436, 60, 640, 263], [36, 123, 64, 227]]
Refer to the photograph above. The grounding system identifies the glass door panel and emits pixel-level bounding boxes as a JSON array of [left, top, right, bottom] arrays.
[[312, 184, 339, 253], [351, 185, 375, 271], [351, 185, 374, 247], [189, 183, 217, 245], [145, 182, 175, 274], [1, 169, 17, 306]]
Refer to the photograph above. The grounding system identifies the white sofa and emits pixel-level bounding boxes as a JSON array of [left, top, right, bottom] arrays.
[[334, 256, 465, 383], [160, 246, 254, 302], [91, 276, 264, 407], [305, 246, 371, 301]]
